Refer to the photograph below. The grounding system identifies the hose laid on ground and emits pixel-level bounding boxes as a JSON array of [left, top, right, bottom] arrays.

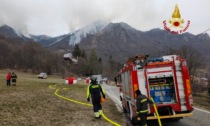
[[49, 84, 121, 126], [150, 98, 162, 126]]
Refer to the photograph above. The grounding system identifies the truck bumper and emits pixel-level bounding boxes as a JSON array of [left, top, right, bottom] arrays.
[[132, 112, 193, 124], [147, 112, 193, 120]]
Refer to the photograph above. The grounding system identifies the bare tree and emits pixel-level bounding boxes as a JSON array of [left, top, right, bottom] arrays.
[[166, 45, 204, 95], [178, 46, 204, 84], [0, 36, 70, 76]]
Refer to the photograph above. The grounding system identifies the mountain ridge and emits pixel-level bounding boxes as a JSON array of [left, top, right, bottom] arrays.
[[0, 23, 210, 63]]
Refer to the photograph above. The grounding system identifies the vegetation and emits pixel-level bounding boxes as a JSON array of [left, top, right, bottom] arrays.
[[0, 35, 65, 75], [207, 72, 210, 96], [65, 45, 121, 78], [0, 37, 120, 79], [69, 46, 103, 76], [193, 95, 210, 111], [164, 45, 205, 96], [0, 70, 126, 126]]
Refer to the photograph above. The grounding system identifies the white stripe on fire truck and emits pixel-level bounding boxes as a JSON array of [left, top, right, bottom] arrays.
[[147, 70, 172, 74]]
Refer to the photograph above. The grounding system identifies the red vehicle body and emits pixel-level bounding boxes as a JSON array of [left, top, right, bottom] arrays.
[[116, 55, 193, 123]]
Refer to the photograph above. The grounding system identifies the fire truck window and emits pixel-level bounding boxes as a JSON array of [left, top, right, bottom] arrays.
[[122, 71, 131, 97]]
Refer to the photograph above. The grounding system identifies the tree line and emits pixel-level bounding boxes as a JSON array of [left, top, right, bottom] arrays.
[[161, 45, 207, 96], [0, 36, 120, 79], [70, 44, 121, 78], [0, 35, 65, 75]]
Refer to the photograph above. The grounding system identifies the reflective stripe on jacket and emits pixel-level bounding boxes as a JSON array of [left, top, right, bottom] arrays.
[[136, 94, 152, 114], [86, 84, 105, 99], [11, 73, 17, 79]]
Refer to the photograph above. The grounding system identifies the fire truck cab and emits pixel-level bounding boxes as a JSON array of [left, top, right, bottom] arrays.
[[117, 55, 193, 123]]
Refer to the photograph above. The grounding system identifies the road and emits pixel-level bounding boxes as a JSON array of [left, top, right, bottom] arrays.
[[102, 84, 210, 126]]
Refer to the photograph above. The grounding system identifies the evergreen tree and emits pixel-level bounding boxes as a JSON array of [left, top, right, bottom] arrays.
[[81, 49, 87, 60], [89, 49, 99, 74], [89, 49, 97, 61], [72, 44, 81, 58]]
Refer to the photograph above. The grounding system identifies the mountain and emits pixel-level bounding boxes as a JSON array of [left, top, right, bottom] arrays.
[[196, 33, 210, 40], [30, 34, 68, 47], [68, 21, 108, 45], [83, 23, 210, 62], [30, 21, 108, 47], [48, 22, 209, 63], [84, 23, 210, 62], [1, 23, 210, 63], [0, 25, 22, 38], [0, 25, 33, 42]]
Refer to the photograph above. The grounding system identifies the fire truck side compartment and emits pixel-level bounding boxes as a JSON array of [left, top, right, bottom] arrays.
[[149, 77, 177, 103]]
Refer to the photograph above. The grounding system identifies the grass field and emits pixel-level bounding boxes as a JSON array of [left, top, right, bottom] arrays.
[[0, 70, 126, 126], [1, 70, 209, 126]]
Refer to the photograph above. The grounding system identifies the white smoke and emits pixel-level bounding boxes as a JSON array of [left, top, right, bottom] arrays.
[[0, 0, 210, 36], [69, 21, 108, 45]]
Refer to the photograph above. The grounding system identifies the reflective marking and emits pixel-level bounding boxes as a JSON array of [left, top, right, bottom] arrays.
[[141, 99, 147, 103]]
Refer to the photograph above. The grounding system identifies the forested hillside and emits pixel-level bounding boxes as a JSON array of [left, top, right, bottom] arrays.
[[0, 35, 64, 74], [0, 35, 119, 79]]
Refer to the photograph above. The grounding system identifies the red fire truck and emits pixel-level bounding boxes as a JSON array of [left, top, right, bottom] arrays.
[[116, 55, 193, 123]]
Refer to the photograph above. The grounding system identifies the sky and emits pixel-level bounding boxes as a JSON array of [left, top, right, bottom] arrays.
[[0, 0, 209, 36]]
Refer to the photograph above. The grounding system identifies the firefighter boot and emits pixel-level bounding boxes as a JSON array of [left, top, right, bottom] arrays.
[[99, 110, 103, 118], [94, 112, 100, 119]]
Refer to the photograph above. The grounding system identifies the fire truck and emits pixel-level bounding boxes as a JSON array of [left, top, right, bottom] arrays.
[[116, 55, 193, 123]]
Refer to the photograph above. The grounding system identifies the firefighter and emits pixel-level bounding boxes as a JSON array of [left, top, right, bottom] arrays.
[[135, 90, 153, 126], [87, 77, 105, 119], [11, 72, 17, 86]]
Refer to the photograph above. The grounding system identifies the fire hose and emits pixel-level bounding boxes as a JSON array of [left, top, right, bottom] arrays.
[[150, 97, 162, 126]]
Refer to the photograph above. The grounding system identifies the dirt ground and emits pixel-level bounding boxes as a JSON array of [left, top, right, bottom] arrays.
[[0, 70, 126, 126]]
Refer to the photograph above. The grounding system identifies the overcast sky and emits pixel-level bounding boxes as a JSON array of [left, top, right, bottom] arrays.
[[0, 0, 209, 36]]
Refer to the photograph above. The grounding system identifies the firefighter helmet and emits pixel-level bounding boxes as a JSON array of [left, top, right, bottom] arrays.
[[91, 77, 97, 84], [91, 77, 97, 81]]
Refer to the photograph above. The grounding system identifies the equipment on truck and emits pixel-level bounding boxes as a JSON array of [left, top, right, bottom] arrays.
[[117, 54, 193, 124]]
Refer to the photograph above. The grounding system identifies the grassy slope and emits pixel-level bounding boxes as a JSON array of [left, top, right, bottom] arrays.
[[193, 95, 210, 111], [0, 70, 126, 126]]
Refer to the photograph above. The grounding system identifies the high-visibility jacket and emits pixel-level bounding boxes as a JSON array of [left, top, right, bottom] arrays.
[[136, 94, 153, 114], [87, 83, 105, 101], [11, 73, 17, 79]]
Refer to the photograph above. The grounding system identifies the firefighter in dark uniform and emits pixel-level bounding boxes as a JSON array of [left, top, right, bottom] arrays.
[[87, 77, 105, 118], [135, 90, 153, 126], [11, 72, 17, 86]]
